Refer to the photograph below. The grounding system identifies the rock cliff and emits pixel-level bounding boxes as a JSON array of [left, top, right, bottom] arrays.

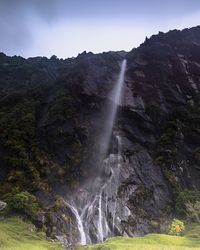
[[0, 26, 200, 246]]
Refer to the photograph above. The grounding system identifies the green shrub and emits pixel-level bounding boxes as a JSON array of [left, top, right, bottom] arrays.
[[6, 191, 40, 220], [175, 190, 200, 216], [168, 219, 185, 236], [186, 201, 200, 223]]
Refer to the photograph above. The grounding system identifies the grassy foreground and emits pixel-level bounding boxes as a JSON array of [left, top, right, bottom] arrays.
[[77, 224, 200, 250], [0, 217, 63, 250], [0, 218, 199, 250]]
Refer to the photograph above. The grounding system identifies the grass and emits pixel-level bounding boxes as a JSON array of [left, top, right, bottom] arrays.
[[0, 217, 63, 250], [77, 224, 200, 250], [184, 224, 200, 239], [0, 217, 199, 250]]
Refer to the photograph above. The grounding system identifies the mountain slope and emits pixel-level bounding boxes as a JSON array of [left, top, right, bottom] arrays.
[[0, 27, 200, 245]]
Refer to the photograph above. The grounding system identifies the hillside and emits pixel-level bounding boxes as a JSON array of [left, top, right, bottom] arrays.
[[0, 217, 62, 250], [0, 26, 200, 246]]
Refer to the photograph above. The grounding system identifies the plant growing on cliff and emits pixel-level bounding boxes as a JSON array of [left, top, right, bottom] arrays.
[[175, 190, 200, 217], [186, 201, 200, 223], [5, 191, 40, 220], [168, 219, 185, 236]]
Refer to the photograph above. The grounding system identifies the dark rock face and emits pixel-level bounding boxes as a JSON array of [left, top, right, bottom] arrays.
[[0, 27, 200, 244], [126, 26, 200, 112], [124, 26, 200, 190]]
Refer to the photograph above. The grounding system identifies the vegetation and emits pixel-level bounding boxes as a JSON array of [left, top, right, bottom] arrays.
[[184, 223, 200, 238], [186, 202, 200, 223], [3, 191, 41, 220], [77, 223, 200, 250], [154, 118, 181, 191], [175, 190, 200, 217], [77, 234, 200, 250], [154, 101, 200, 201], [0, 217, 199, 250], [0, 56, 85, 222], [0, 217, 63, 250], [168, 219, 185, 236]]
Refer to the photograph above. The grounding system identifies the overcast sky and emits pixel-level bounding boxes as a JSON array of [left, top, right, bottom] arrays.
[[0, 0, 200, 59]]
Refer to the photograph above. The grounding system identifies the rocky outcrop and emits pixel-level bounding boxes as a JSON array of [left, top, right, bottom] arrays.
[[126, 27, 200, 112]]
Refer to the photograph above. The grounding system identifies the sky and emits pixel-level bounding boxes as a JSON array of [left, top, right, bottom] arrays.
[[0, 0, 200, 59]]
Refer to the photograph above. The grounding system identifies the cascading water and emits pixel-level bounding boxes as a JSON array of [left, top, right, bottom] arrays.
[[112, 135, 122, 230], [64, 59, 127, 245], [98, 59, 127, 159], [98, 194, 104, 242], [64, 201, 86, 245]]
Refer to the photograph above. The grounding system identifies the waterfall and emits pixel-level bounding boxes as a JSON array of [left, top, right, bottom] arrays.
[[112, 135, 122, 230], [99, 59, 127, 159], [97, 194, 104, 242], [64, 59, 127, 245], [64, 201, 86, 245], [111, 59, 127, 106]]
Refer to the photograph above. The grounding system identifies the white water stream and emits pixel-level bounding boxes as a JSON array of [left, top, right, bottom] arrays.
[[64, 201, 86, 245]]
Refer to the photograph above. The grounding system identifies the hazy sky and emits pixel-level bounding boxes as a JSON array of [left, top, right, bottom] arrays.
[[1, 0, 200, 58]]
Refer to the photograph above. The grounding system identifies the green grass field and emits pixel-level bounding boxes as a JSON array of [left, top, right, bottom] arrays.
[[77, 224, 200, 250], [0, 217, 63, 250], [0, 217, 199, 250]]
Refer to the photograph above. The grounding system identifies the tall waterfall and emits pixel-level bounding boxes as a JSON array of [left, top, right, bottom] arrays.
[[65, 59, 127, 245], [98, 59, 127, 159]]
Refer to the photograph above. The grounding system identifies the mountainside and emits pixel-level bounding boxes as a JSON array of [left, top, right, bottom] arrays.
[[0, 26, 200, 246]]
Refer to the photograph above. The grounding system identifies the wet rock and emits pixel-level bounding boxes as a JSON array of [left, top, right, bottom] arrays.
[[35, 212, 46, 228], [0, 201, 7, 211]]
